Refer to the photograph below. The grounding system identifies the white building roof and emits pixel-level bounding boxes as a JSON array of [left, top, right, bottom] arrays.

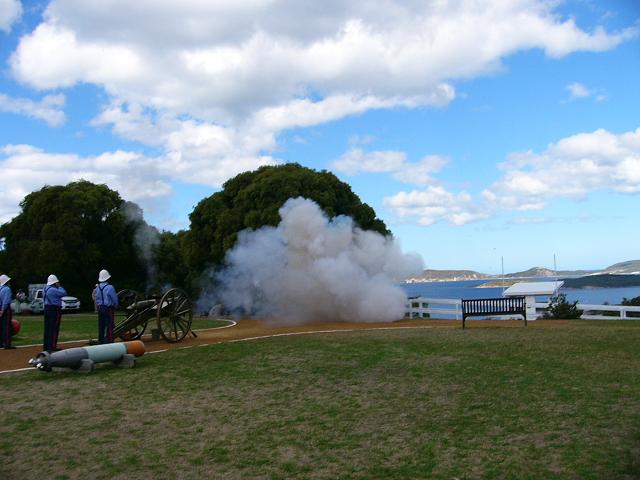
[[503, 281, 563, 296]]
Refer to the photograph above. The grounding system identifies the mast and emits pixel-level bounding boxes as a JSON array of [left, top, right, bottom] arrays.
[[501, 255, 505, 295]]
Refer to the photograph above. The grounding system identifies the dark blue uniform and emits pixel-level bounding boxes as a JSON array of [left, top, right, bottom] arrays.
[[94, 282, 118, 343], [0, 284, 13, 349], [43, 285, 66, 351]]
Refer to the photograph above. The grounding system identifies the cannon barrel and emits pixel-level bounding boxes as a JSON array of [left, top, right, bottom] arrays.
[[29, 341, 145, 371]]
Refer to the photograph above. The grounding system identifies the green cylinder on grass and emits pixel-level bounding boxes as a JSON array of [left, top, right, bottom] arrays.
[[85, 343, 127, 362]]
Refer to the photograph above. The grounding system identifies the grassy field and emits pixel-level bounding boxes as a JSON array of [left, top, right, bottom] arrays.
[[1, 321, 639, 479], [11, 314, 230, 346]]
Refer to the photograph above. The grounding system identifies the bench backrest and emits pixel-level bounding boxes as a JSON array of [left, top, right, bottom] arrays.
[[461, 296, 526, 320]]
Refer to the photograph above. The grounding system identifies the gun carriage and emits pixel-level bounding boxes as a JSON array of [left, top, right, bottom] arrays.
[[113, 288, 194, 343]]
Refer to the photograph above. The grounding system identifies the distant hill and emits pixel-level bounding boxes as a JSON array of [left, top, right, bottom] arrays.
[[406, 269, 492, 282], [505, 267, 555, 278], [506, 266, 599, 278], [563, 274, 640, 289], [603, 260, 640, 274], [411, 266, 591, 283], [405, 259, 640, 283]]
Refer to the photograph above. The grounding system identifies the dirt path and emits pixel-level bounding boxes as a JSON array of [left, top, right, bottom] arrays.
[[0, 317, 566, 373]]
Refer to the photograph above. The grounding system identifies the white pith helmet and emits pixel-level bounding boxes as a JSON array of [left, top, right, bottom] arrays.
[[98, 269, 111, 282], [0, 274, 9, 286], [47, 274, 59, 286]]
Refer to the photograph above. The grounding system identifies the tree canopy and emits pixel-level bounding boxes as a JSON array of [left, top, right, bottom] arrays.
[[153, 230, 190, 292], [0, 181, 148, 306], [0, 166, 389, 304], [187, 163, 389, 275], [622, 296, 640, 306]]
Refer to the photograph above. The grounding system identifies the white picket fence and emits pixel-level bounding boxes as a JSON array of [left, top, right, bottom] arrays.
[[406, 297, 640, 320], [535, 302, 640, 320], [405, 297, 462, 320]]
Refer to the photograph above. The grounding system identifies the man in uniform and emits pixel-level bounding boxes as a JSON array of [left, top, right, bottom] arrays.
[[43, 274, 67, 352], [94, 269, 118, 344], [0, 274, 15, 349]]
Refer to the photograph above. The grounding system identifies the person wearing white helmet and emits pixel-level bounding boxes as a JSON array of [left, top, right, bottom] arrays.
[[0, 273, 15, 349], [43, 274, 67, 352], [94, 269, 118, 344]]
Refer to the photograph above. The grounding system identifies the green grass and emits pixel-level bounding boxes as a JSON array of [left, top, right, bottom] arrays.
[[1, 321, 640, 479], [11, 314, 230, 346]]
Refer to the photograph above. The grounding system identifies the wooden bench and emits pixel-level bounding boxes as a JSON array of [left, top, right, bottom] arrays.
[[461, 296, 527, 329]]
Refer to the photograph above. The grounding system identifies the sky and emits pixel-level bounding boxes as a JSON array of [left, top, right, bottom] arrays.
[[0, 0, 639, 274]]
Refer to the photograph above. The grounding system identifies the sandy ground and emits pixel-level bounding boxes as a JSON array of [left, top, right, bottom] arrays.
[[0, 317, 560, 373]]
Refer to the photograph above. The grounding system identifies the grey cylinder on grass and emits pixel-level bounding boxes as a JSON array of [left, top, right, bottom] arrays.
[[29, 341, 145, 371]]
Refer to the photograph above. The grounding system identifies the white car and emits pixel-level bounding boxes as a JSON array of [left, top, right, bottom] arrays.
[[61, 296, 81, 310], [29, 290, 81, 312]]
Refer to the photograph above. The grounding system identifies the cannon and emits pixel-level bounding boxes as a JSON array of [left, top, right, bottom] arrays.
[[113, 288, 194, 343]]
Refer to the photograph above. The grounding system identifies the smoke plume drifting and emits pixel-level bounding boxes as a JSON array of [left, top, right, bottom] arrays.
[[212, 197, 423, 324], [120, 201, 160, 284]]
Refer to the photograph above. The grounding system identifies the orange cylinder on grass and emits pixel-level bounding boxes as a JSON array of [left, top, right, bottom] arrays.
[[124, 340, 146, 357], [11, 318, 20, 336]]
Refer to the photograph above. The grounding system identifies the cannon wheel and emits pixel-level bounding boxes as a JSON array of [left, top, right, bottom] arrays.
[[157, 288, 192, 343], [116, 289, 148, 341]]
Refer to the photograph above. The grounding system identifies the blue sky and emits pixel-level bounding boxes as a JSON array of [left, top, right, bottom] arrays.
[[0, 0, 639, 273]]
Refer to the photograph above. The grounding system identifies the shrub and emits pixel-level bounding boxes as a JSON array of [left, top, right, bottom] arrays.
[[543, 293, 583, 319], [621, 296, 640, 317], [622, 296, 640, 306]]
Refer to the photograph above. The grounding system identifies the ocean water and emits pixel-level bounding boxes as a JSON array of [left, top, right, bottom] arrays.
[[400, 279, 640, 306]]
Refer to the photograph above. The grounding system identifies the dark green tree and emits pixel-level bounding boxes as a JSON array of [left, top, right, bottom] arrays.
[[186, 163, 389, 276], [0, 181, 148, 308], [152, 230, 191, 293], [622, 296, 640, 306], [543, 293, 583, 319], [621, 296, 640, 317]]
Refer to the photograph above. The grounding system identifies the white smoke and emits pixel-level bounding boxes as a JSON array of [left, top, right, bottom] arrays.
[[211, 197, 423, 324], [120, 201, 160, 284]]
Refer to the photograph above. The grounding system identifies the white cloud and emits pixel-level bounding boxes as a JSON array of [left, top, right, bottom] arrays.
[[0, 144, 172, 223], [92, 102, 278, 187], [91, 102, 166, 147], [483, 128, 640, 210], [383, 186, 488, 226], [392, 155, 449, 185], [10, 23, 144, 91], [332, 146, 448, 186], [0, 0, 21, 32], [93, 94, 456, 190], [385, 127, 640, 227], [331, 148, 407, 175], [11, 1, 636, 121], [565, 81, 607, 101], [2, 1, 637, 226], [566, 82, 591, 98], [0, 92, 66, 126], [247, 89, 454, 132]]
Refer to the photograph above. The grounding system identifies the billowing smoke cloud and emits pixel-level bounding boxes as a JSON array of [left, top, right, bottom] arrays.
[[210, 197, 423, 324]]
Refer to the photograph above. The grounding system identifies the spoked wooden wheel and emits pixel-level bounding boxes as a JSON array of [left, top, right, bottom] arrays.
[[115, 289, 148, 341], [156, 288, 192, 343]]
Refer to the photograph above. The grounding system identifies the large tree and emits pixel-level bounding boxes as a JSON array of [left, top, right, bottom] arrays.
[[153, 230, 191, 292], [0, 181, 148, 307], [187, 163, 389, 276]]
